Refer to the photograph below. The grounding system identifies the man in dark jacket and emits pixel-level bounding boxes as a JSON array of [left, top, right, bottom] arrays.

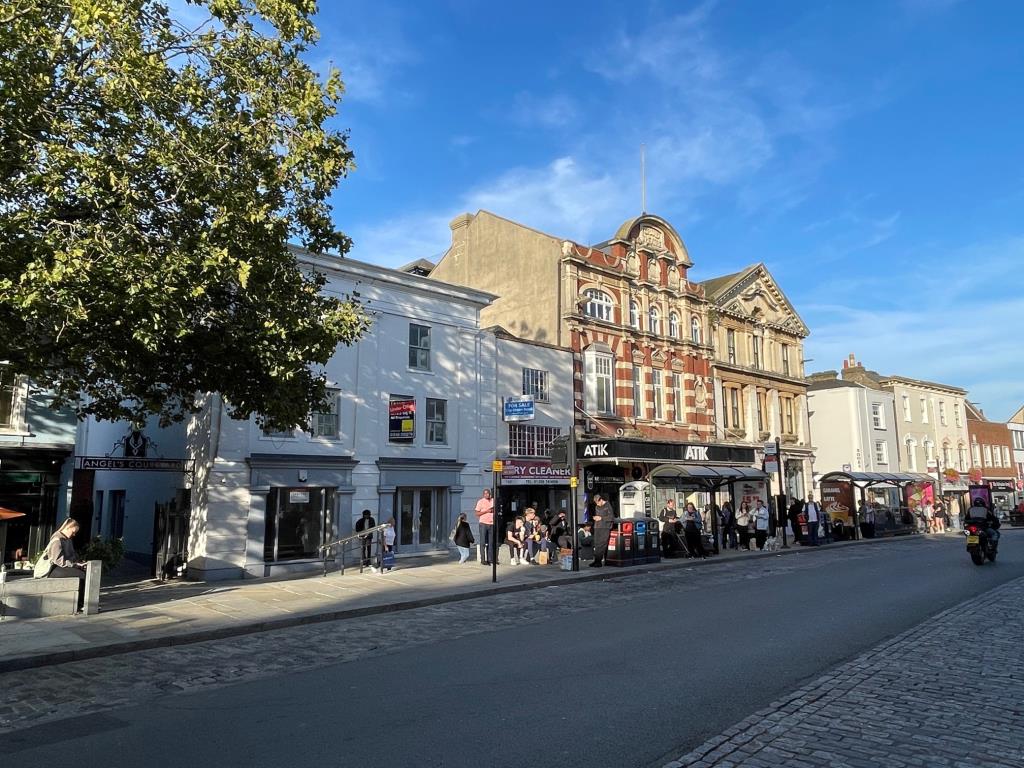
[[589, 494, 617, 567], [788, 498, 804, 544], [355, 509, 376, 567]]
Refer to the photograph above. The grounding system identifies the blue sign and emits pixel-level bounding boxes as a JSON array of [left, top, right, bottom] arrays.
[[503, 396, 535, 422]]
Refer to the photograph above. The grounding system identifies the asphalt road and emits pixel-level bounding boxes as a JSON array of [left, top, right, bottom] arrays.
[[5, 532, 1023, 768]]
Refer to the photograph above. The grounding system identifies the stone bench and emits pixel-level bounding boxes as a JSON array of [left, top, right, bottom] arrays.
[[0, 560, 101, 619]]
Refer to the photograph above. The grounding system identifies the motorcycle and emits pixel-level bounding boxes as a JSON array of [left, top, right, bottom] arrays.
[[965, 521, 998, 566]]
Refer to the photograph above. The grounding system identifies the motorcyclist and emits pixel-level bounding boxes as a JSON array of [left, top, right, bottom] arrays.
[[964, 497, 1000, 546]]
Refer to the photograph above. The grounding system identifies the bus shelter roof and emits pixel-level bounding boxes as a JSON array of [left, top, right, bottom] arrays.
[[648, 463, 768, 490], [818, 471, 935, 488]]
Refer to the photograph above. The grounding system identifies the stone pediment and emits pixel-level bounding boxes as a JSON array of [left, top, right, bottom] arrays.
[[718, 266, 808, 336]]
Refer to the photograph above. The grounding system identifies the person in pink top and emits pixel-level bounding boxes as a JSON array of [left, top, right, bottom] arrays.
[[474, 488, 495, 565]]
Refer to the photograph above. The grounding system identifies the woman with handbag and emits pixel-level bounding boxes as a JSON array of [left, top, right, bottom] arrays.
[[452, 512, 475, 564]]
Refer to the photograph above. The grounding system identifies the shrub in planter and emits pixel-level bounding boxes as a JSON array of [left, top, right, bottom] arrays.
[[78, 537, 125, 572]]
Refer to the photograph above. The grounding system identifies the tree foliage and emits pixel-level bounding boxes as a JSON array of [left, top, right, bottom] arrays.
[[0, 0, 370, 428]]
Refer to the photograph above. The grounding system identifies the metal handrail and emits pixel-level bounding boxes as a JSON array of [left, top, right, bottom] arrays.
[[319, 523, 391, 576], [319, 523, 391, 553]]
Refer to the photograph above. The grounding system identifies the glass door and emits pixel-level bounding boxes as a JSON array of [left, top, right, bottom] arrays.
[[396, 488, 444, 552]]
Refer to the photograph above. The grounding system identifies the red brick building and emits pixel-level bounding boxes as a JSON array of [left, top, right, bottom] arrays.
[[965, 402, 1017, 513]]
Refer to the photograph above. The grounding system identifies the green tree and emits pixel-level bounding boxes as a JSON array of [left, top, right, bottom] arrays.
[[0, 0, 370, 428]]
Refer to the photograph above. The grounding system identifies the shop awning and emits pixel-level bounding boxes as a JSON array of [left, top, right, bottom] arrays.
[[649, 463, 768, 489], [818, 471, 936, 488]]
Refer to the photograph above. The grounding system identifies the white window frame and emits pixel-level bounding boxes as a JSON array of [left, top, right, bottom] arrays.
[[653, 371, 664, 421], [690, 316, 701, 344], [954, 403, 962, 427], [1002, 445, 1011, 467], [905, 438, 917, 472], [751, 336, 761, 369], [874, 440, 888, 465], [508, 424, 561, 458], [311, 388, 341, 439], [958, 446, 967, 472], [632, 365, 643, 419], [0, 367, 27, 433], [585, 348, 614, 416], [871, 402, 885, 429], [668, 312, 679, 338], [521, 368, 549, 403], [648, 306, 660, 335], [727, 329, 737, 364], [983, 445, 993, 467], [972, 441, 981, 467], [583, 289, 614, 322], [943, 444, 952, 468], [425, 397, 447, 445], [939, 400, 947, 426], [409, 323, 432, 372], [672, 373, 683, 423], [925, 440, 935, 462], [902, 395, 912, 422], [781, 344, 790, 375], [920, 396, 928, 423], [629, 300, 640, 330]]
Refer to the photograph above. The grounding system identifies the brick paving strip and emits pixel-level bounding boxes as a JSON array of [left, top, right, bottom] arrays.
[[662, 575, 1024, 768]]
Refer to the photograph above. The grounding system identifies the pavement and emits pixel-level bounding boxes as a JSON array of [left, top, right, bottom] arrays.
[[0, 532, 893, 672], [663, 573, 1024, 768]]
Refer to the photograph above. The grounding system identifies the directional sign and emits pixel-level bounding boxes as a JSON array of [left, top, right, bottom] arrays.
[[763, 442, 778, 455], [492, 460, 503, 472]]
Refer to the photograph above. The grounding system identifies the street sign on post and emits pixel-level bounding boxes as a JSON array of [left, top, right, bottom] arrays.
[[763, 442, 778, 455]]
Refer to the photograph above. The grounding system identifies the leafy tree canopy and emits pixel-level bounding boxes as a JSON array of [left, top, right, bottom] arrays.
[[0, 0, 370, 428]]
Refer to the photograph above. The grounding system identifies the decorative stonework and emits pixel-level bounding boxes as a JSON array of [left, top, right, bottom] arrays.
[[637, 226, 664, 251]]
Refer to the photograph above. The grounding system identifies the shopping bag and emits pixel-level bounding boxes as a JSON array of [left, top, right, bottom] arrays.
[[381, 551, 396, 569]]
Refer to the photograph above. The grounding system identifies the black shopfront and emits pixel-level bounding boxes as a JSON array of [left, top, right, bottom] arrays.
[[577, 438, 759, 515]]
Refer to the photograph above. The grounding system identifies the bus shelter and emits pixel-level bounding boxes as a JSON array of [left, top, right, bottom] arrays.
[[817, 471, 935, 538], [648, 464, 770, 553]]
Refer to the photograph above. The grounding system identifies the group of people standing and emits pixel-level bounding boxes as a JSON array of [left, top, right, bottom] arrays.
[[471, 488, 577, 566]]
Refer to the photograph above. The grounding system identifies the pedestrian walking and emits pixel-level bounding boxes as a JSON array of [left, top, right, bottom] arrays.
[[589, 493, 617, 567], [804, 494, 821, 546], [452, 512, 475, 563], [379, 518, 396, 571], [355, 509, 376, 567], [754, 500, 770, 550], [474, 488, 495, 566]]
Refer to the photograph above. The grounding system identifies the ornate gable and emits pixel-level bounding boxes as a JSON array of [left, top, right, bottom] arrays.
[[715, 265, 809, 337]]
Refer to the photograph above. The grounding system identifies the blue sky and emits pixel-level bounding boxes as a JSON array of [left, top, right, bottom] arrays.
[[310, 0, 1023, 419]]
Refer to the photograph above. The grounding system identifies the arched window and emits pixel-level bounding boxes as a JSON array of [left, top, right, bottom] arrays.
[[668, 312, 679, 338], [690, 316, 702, 344], [583, 289, 614, 322], [905, 438, 917, 472], [648, 306, 660, 335], [629, 300, 640, 329], [957, 444, 967, 472]]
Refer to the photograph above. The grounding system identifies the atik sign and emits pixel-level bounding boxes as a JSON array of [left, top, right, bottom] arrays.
[[501, 459, 572, 486], [502, 395, 535, 422]]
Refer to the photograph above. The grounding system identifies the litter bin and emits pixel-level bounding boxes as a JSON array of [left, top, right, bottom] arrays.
[[605, 519, 638, 567], [638, 517, 661, 564]]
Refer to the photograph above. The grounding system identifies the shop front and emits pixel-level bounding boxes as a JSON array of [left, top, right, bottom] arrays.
[[576, 438, 760, 549], [0, 447, 72, 564], [245, 453, 357, 578], [376, 458, 465, 554], [987, 479, 1016, 518], [499, 459, 572, 518]]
